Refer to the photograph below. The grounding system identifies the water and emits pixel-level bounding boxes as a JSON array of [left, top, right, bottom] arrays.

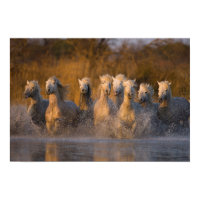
[[10, 136, 190, 161], [10, 105, 190, 161]]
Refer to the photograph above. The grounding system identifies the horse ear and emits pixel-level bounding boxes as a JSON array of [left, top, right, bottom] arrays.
[[27, 80, 29, 84], [169, 82, 171, 86], [78, 79, 81, 85], [132, 79, 138, 88], [157, 81, 160, 86], [112, 76, 115, 82]]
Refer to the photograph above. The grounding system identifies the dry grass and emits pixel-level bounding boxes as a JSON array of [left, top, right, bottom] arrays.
[[10, 39, 190, 105]]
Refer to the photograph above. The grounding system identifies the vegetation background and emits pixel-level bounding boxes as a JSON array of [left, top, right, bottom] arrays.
[[10, 38, 190, 106]]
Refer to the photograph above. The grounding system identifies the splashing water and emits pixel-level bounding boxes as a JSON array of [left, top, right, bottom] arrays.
[[10, 105, 189, 137], [10, 105, 190, 161]]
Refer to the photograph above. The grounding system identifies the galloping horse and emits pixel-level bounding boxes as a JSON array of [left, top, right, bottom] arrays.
[[45, 76, 80, 134]]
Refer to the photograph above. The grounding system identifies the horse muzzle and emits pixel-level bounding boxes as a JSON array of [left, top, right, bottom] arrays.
[[114, 91, 120, 96], [24, 92, 30, 99], [159, 96, 167, 103], [46, 88, 52, 95], [159, 98, 163, 103], [139, 98, 144, 104], [105, 90, 110, 95], [81, 89, 87, 94], [128, 94, 133, 99], [24, 91, 32, 99]]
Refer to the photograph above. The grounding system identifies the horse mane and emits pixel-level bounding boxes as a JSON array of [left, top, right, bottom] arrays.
[[158, 80, 172, 101], [158, 80, 172, 92], [81, 77, 90, 85], [115, 74, 127, 81], [57, 84, 69, 101], [132, 79, 138, 88], [27, 80, 43, 100], [124, 79, 137, 88], [50, 76, 68, 101], [140, 83, 154, 96], [158, 80, 171, 88], [100, 74, 112, 83], [28, 80, 41, 93], [87, 83, 91, 97]]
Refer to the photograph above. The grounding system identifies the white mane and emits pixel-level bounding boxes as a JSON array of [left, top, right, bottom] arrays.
[[79, 77, 91, 85], [26, 80, 41, 93], [115, 74, 127, 81], [123, 79, 137, 88], [139, 83, 154, 97], [99, 74, 112, 83]]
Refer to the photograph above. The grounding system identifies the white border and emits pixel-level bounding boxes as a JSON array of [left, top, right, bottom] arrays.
[[1, 0, 200, 200]]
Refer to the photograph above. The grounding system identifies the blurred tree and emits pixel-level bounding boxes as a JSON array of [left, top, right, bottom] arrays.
[[10, 38, 190, 104]]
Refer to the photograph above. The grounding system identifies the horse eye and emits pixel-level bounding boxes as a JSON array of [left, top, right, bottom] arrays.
[[145, 91, 147, 94]]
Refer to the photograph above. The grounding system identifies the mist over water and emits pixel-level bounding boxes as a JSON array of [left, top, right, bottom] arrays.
[[10, 105, 190, 161]]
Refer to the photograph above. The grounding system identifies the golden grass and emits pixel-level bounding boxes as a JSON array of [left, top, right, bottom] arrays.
[[10, 40, 190, 105]]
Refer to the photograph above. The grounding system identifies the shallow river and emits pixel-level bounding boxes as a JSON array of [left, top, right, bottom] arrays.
[[10, 136, 190, 161]]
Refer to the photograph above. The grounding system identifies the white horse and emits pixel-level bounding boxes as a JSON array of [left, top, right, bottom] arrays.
[[137, 83, 161, 136], [45, 76, 80, 134], [78, 77, 93, 122], [112, 74, 127, 109], [116, 80, 141, 138], [157, 81, 190, 126], [138, 83, 158, 112], [93, 74, 116, 126], [78, 77, 93, 111], [24, 80, 49, 128]]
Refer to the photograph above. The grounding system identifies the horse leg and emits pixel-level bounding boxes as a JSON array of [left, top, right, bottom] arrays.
[[183, 119, 190, 128], [46, 122, 54, 135], [94, 118, 98, 126], [131, 122, 136, 137], [115, 121, 123, 138]]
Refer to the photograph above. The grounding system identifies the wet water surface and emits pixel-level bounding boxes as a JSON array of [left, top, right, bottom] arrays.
[[10, 136, 190, 161]]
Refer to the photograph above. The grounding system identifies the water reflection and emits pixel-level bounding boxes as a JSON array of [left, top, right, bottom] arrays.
[[93, 142, 135, 161], [10, 137, 190, 161], [45, 143, 58, 161]]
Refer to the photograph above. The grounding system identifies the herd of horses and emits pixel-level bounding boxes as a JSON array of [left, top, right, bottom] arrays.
[[24, 74, 190, 138]]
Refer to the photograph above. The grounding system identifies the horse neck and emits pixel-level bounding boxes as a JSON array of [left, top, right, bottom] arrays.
[[123, 94, 132, 108], [141, 98, 153, 108], [160, 91, 172, 108], [30, 93, 42, 105], [48, 92, 62, 106], [113, 93, 123, 108], [99, 88, 109, 104], [79, 92, 91, 109]]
